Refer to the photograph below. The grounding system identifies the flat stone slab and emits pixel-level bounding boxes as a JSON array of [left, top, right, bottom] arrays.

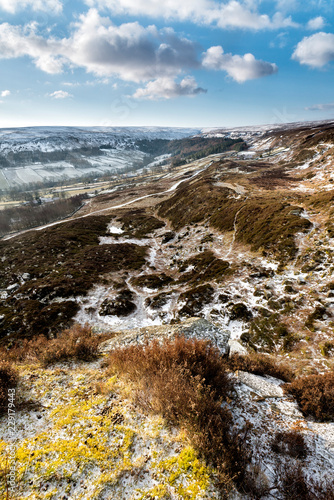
[[237, 371, 284, 398]]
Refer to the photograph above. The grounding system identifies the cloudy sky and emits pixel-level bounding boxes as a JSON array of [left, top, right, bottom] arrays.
[[0, 0, 333, 127]]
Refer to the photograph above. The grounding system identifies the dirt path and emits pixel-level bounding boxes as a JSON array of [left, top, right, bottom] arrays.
[[226, 203, 247, 257]]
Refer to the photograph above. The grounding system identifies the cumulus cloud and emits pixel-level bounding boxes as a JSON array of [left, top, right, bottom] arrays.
[[0, 10, 278, 95], [307, 16, 325, 30], [85, 0, 297, 30], [275, 0, 298, 10], [62, 10, 199, 82], [0, 0, 62, 13], [1, 90, 10, 97], [48, 90, 72, 99], [0, 10, 199, 81], [305, 102, 334, 111], [202, 45, 278, 82], [292, 32, 334, 67], [133, 76, 207, 100]]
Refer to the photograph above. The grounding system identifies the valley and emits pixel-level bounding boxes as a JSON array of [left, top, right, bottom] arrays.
[[0, 121, 334, 499]]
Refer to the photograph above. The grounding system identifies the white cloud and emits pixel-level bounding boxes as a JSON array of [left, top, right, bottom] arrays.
[[1, 90, 10, 97], [85, 0, 297, 30], [275, 0, 299, 10], [0, 0, 62, 13], [305, 102, 334, 111], [62, 82, 81, 87], [0, 22, 65, 74], [48, 90, 72, 99], [292, 32, 334, 67], [0, 10, 278, 96], [0, 10, 199, 81], [202, 45, 278, 82], [307, 16, 325, 30], [61, 10, 199, 82], [133, 76, 207, 99]]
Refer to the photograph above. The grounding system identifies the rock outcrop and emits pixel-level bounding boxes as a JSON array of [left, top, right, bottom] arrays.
[[100, 317, 231, 357]]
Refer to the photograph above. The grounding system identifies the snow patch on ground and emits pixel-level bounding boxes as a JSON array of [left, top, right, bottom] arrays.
[[107, 224, 124, 234]]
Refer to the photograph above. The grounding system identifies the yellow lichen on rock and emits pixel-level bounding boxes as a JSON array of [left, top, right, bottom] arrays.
[[0, 361, 219, 499]]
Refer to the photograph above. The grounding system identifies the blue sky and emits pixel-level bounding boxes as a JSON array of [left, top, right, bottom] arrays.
[[0, 0, 333, 127]]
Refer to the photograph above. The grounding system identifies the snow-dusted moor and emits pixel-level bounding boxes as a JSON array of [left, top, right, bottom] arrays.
[[1, 121, 334, 499]]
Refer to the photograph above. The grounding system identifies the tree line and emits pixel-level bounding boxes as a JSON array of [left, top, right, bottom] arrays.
[[0, 194, 88, 237]]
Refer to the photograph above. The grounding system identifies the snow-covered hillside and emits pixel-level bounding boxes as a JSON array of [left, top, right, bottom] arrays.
[[0, 126, 201, 189], [0, 126, 200, 155]]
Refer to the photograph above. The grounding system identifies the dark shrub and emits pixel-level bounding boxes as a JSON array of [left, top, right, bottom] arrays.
[[229, 303, 253, 321], [178, 284, 214, 317], [277, 461, 310, 500], [131, 273, 173, 289], [271, 430, 308, 459], [320, 341, 334, 357], [247, 313, 295, 353], [277, 461, 334, 500], [305, 306, 328, 331]]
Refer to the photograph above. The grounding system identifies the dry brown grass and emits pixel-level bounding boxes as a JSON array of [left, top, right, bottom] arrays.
[[107, 336, 251, 497], [277, 461, 334, 500], [1, 324, 111, 367], [226, 353, 295, 382], [284, 371, 334, 421]]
